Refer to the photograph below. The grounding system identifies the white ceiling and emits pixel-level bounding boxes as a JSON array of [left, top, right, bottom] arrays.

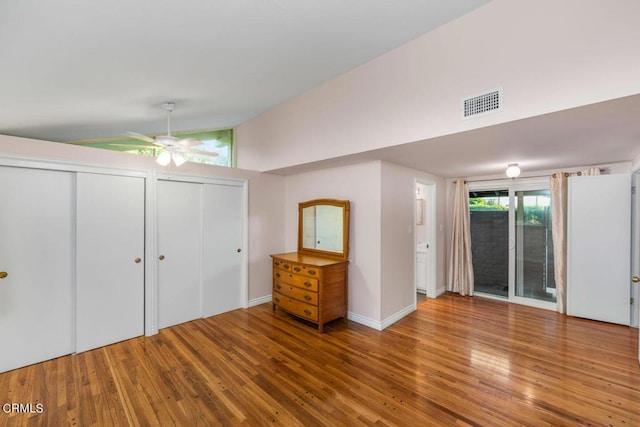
[[0, 0, 490, 142], [1, 0, 639, 178]]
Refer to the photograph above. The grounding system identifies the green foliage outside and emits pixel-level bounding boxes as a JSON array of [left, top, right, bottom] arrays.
[[469, 197, 507, 211], [520, 206, 549, 225], [470, 197, 550, 225]]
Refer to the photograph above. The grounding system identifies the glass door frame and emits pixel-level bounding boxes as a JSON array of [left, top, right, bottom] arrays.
[[469, 178, 556, 311]]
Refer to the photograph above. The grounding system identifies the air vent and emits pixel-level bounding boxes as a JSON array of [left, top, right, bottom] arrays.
[[462, 88, 503, 119]]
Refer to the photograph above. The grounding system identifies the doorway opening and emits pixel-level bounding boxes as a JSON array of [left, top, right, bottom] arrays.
[[415, 180, 436, 300]]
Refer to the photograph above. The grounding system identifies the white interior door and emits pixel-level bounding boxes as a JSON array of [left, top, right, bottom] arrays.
[[76, 173, 145, 353], [202, 183, 244, 317], [631, 173, 640, 363], [0, 166, 74, 373], [632, 173, 639, 330], [157, 180, 203, 329], [567, 174, 631, 325]]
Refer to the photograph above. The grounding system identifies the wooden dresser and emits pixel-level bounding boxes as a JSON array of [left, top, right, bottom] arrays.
[[271, 252, 348, 332]]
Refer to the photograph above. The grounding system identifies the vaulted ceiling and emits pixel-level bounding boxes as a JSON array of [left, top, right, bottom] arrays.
[[0, 0, 490, 142]]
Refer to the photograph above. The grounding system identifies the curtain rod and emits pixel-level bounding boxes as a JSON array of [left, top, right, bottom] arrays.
[[454, 168, 606, 184]]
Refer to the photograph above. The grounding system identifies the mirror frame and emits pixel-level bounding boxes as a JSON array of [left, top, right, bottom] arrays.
[[298, 198, 350, 261]]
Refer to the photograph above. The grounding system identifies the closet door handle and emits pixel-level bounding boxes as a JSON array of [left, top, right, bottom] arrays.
[[159, 255, 165, 260], [0, 272, 7, 279], [134, 258, 142, 264]]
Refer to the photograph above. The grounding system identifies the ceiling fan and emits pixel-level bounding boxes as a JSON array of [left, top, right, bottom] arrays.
[[124, 102, 217, 166]]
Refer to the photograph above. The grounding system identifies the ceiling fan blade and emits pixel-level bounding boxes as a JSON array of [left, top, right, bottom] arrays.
[[109, 143, 155, 149], [179, 138, 202, 147], [186, 148, 219, 156], [127, 131, 155, 143]]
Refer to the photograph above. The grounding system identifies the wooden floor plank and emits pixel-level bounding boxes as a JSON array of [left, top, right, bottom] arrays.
[[1, 293, 639, 426]]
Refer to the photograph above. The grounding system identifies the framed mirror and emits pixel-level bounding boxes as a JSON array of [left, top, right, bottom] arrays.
[[298, 199, 350, 261]]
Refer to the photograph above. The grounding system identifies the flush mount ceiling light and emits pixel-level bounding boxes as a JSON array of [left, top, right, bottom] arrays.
[[505, 163, 521, 178]]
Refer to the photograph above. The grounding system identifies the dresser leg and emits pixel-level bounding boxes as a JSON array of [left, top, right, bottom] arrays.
[[318, 323, 324, 333], [272, 303, 276, 311]]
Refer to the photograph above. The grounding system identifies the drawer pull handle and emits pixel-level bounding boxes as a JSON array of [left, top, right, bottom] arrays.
[[283, 264, 290, 269], [274, 261, 280, 267], [304, 309, 311, 315], [275, 272, 281, 278], [304, 295, 312, 301], [275, 284, 282, 290], [274, 297, 280, 303], [308, 270, 316, 276], [294, 267, 301, 272], [304, 281, 312, 288]]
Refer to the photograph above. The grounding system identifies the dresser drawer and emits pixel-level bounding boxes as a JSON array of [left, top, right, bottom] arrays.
[[274, 260, 320, 279], [273, 282, 318, 305], [273, 270, 319, 292], [273, 291, 318, 321]]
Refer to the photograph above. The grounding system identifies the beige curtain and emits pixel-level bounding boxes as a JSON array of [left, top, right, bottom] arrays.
[[550, 168, 600, 313], [448, 180, 474, 296]]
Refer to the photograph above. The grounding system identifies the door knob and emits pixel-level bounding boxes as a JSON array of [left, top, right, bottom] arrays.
[[237, 248, 242, 253], [159, 255, 165, 260], [633, 276, 640, 283], [134, 258, 142, 264], [0, 272, 7, 279]]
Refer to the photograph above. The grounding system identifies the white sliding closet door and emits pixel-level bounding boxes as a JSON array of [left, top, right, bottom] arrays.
[[157, 180, 203, 328], [202, 183, 244, 317], [0, 166, 74, 373], [76, 173, 145, 353], [567, 174, 631, 325]]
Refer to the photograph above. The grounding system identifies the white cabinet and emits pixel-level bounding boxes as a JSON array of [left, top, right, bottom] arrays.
[[0, 166, 75, 373], [76, 173, 145, 353], [157, 179, 245, 328]]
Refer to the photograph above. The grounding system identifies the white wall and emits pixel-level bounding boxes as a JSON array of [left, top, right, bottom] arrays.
[[283, 160, 446, 328], [0, 134, 285, 302], [236, 0, 640, 172], [284, 161, 382, 323]]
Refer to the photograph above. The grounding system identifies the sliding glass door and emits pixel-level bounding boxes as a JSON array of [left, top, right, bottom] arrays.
[[469, 181, 556, 309], [514, 190, 556, 303], [469, 189, 509, 297]]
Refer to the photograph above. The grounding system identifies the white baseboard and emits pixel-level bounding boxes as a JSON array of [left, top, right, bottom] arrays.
[[248, 295, 272, 307], [348, 303, 416, 331], [348, 311, 382, 330], [381, 303, 415, 330]]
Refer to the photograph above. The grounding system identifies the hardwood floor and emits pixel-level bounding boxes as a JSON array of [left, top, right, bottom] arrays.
[[1, 294, 639, 426]]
